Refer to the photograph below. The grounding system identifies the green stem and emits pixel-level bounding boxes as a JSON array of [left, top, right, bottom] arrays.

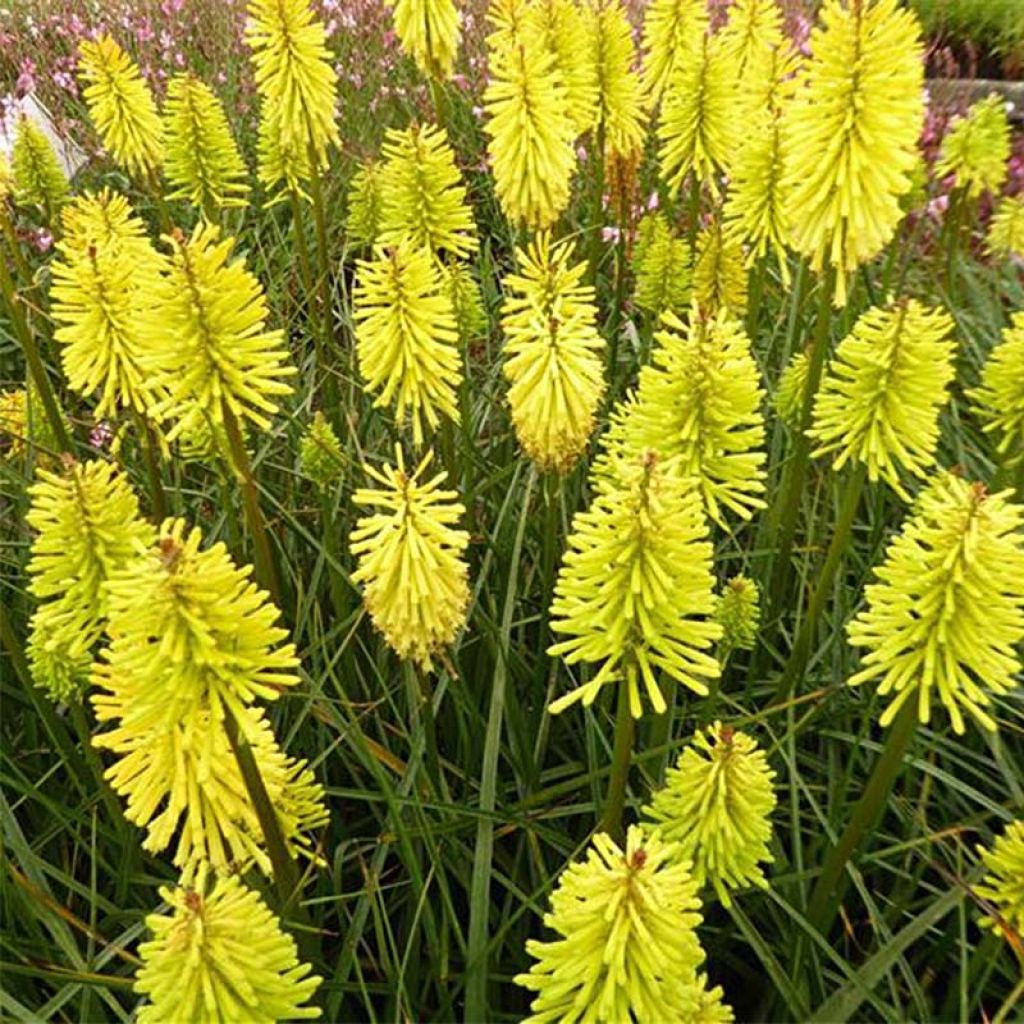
[[133, 411, 167, 523], [806, 699, 918, 935], [288, 188, 321, 369], [597, 678, 635, 841], [221, 400, 282, 609], [1, 210, 32, 285], [404, 660, 444, 799], [146, 169, 172, 235], [767, 267, 835, 614], [686, 173, 701, 254], [0, 245, 71, 452], [772, 462, 868, 704], [588, 121, 606, 287]]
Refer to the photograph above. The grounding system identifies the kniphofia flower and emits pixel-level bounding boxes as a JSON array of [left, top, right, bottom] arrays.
[[500, 232, 606, 472], [532, 0, 599, 134], [715, 575, 761, 658], [25, 458, 154, 701], [847, 474, 1024, 734], [299, 410, 344, 489], [808, 300, 956, 498], [164, 73, 250, 211], [350, 447, 470, 668], [936, 94, 1011, 200], [10, 115, 68, 215], [134, 873, 322, 1022], [641, 0, 708, 105], [598, 308, 767, 525], [548, 450, 721, 717], [352, 240, 461, 443], [643, 721, 777, 906], [718, 0, 785, 80], [377, 123, 478, 258], [484, 13, 577, 228], [386, 0, 461, 80], [141, 224, 296, 442], [692, 217, 749, 316], [632, 213, 693, 319], [987, 194, 1024, 259], [444, 263, 488, 342], [345, 162, 383, 248], [773, 350, 809, 430], [781, 0, 925, 305], [246, 0, 340, 199], [0, 384, 60, 465], [515, 826, 709, 1022], [657, 32, 735, 198], [77, 34, 164, 178], [975, 820, 1024, 938], [969, 311, 1024, 467]]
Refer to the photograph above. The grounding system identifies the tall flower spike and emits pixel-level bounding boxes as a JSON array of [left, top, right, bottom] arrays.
[[0, 383, 61, 466], [585, 0, 648, 161], [350, 447, 470, 668], [847, 474, 1024, 734], [598, 308, 767, 525], [808, 300, 956, 498], [715, 575, 761, 659], [774, 349, 809, 430], [548, 451, 721, 717], [345, 162, 383, 248], [936, 94, 1011, 200], [377, 123, 478, 258], [657, 32, 735, 198], [353, 241, 462, 443], [50, 198, 167, 418], [987, 194, 1024, 259], [515, 826, 707, 1022], [299, 410, 344, 489], [696, 976, 736, 1024], [718, 0, 784, 81], [444, 263, 488, 342], [500, 232, 606, 472], [643, 721, 777, 906], [77, 35, 163, 178], [532, 0, 599, 134], [246, 0, 340, 200], [141, 224, 295, 442], [134, 874, 322, 1022], [975, 820, 1024, 938], [484, 16, 577, 228], [0, 151, 13, 202], [640, 0, 708, 105], [632, 213, 693, 319], [386, 0, 461, 80], [781, 0, 924, 306], [11, 115, 69, 215], [164, 74, 250, 212], [25, 459, 154, 701], [692, 217, 749, 316], [969, 311, 1024, 467]]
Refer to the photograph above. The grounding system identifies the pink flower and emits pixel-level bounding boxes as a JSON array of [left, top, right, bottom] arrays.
[[602, 226, 621, 243], [16, 58, 36, 98]]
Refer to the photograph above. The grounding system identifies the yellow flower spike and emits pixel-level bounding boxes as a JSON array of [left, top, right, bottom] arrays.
[[515, 826, 708, 1022], [134, 874, 322, 1023], [353, 241, 462, 443], [773, 349, 809, 430], [632, 212, 693, 319], [715, 574, 761, 658], [548, 451, 721, 718], [696, 975, 736, 1024], [77, 34, 163, 178], [10, 115, 69, 215], [658, 31, 736, 199], [598, 308, 767, 525], [377, 123, 478, 258], [246, 0, 340, 200], [25, 459, 154, 701], [809, 300, 956, 498], [345, 162, 384, 249], [693, 217, 749, 316], [0, 384, 60, 465], [847, 473, 1024, 735], [500, 231, 606, 472], [718, 0, 784, 81], [975, 820, 1024, 938], [643, 721, 777, 907], [531, 0, 599, 135], [350, 447, 470, 668], [936, 94, 1011, 200], [987, 194, 1024, 259], [50, 203, 167, 419], [299, 410, 344, 489], [141, 224, 296, 442], [484, 15, 577, 228], [164, 73, 250, 212], [969, 311, 1024, 468], [584, 0, 648, 161], [640, 0, 708, 105], [781, 0, 925, 307], [443, 263, 488, 342], [0, 151, 13, 202], [386, 0, 461, 80]]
